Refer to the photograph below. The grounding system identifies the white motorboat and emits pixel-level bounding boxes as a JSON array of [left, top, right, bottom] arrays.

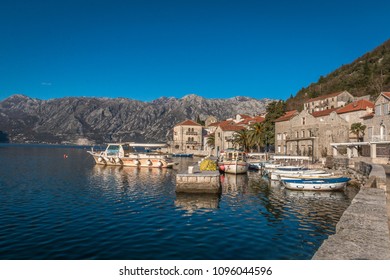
[[281, 176, 350, 191], [218, 150, 249, 174], [88, 143, 176, 168]]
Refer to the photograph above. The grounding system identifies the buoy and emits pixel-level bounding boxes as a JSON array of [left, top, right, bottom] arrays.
[[63, 154, 68, 159]]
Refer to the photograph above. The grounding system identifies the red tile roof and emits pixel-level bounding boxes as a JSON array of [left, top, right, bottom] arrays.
[[274, 110, 298, 122], [220, 125, 245, 132], [238, 114, 252, 119], [382, 92, 390, 99], [216, 120, 236, 127], [336, 99, 374, 114], [311, 108, 338, 117], [307, 91, 345, 102], [208, 121, 220, 127], [237, 115, 265, 125], [176, 120, 202, 126]]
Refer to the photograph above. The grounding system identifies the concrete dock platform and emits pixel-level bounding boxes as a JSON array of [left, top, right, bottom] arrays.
[[176, 171, 221, 194]]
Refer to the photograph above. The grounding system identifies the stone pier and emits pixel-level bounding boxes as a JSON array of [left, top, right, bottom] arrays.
[[176, 171, 221, 194], [313, 162, 390, 260]]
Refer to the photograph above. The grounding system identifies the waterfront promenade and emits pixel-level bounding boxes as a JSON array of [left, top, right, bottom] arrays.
[[313, 162, 390, 259]]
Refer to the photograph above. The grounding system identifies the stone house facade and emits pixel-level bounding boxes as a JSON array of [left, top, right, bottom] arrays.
[[275, 110, 349, 160], [172, 120, 203, 152], [362, 92, 390, 161], [213, 121, 245, 156], [303, 90, 354, 113]]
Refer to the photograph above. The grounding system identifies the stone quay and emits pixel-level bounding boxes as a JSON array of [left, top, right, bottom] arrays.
[[176, 167, 221, 194]]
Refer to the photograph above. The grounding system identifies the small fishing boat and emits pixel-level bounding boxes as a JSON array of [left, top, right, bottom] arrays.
[[281, 176, 350, 191], [88, 143, 176, 168], [218, 150, 249, 174], [268, 168, 328, 181]]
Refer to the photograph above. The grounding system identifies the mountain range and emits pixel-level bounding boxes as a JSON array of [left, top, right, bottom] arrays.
[[0, 94, 273, 144]]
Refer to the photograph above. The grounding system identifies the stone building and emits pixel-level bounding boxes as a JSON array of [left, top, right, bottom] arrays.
[[172, 120, 203, 153], [303, 90, 354, 113], [214, 122, 245, 156], [361, 92, 390, 162], [275, 110, 349, 160]]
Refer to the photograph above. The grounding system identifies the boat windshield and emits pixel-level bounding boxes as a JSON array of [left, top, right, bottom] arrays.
[[225, 152, 245, 161], [106, 145, 120, 156]]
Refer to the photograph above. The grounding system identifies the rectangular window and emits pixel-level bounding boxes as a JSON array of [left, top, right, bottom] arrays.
[[301, 130, 305, 138], [368, 127, 373, 140], [375, 104, 381, 116], [383, 104, 389, 115], [277, 145, 281, 153]]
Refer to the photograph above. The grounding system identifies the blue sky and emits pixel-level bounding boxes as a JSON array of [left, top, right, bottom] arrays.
[[1, 0, 389, 102]]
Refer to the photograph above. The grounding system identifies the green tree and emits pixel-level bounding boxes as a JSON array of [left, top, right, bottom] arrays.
[[263, 101, 286, 151], [232, 129, 252, 152], [351, 122, 366, 156], [206, 133, 215, 149], [249, 122, 264, 152], [350, 122, 366, 142]]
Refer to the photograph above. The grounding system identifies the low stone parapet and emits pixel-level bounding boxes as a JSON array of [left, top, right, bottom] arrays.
[[313, 161, 390, 260], [176, 171, 221, 194]]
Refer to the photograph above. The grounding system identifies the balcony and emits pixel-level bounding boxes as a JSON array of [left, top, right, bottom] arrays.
[[186, 141, 199, 144], [185, 132, 198, 135], [369, 135, 390, 142]]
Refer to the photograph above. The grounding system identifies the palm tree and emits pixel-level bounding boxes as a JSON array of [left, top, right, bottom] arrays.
[[249, 122, 264, 152], [232, 129, 252, 152], [350, 122, 366, 156], [206, 133, 215, 149], [350, 122, 366, 142]]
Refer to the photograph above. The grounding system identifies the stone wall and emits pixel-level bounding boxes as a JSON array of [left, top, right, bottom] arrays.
[[312, 162, 390, 259], [176, 171, 221, 194]]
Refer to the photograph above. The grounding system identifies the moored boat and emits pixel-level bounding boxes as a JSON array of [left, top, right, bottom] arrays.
[[218, 150, 249, 174], [281, 176, 350, 191], [268, 168, 329, 181], [88, 143, 175, 168]]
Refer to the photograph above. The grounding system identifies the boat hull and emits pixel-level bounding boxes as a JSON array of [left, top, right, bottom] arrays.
[[88, 151, 175, 168], [219, 162, 249, 174], [281, 177, 350, 191]]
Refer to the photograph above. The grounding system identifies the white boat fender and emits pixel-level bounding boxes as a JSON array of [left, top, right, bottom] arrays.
[[97, 157, 104, 162], [133, 159, 140, 165], [157, 161, 163, 167], [115, 157, 121, 164], [147, 160, 152, 166]]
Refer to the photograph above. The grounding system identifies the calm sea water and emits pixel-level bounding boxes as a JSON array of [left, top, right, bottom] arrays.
[[0, 144, 357, 260]]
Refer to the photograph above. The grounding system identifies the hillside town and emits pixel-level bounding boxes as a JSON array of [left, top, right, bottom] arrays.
[[169, 90, 390, 164]]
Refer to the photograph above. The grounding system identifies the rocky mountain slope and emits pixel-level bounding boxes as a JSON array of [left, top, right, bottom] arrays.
[[286, 38, 390, 110], [0, 94, 273, 144]]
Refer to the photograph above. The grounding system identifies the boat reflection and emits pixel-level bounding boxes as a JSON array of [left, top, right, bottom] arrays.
[[90, 165, 173, 191], [220, 173, 248, 194], [175, 193, 220, 214], [283, 189, 346, 200]]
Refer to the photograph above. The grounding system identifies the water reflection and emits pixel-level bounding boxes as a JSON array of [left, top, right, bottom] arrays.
[[175, 193, 220, 214], [220, 173, 248, 194], [283, 189, 346, 199], [0, 145, 359, 259]]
